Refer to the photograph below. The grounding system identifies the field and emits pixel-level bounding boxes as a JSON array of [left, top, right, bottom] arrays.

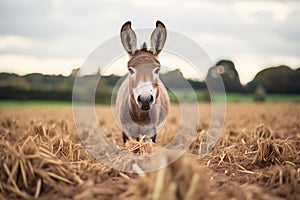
[[0, 103, 299, 199], [0, 92, 299, 107]]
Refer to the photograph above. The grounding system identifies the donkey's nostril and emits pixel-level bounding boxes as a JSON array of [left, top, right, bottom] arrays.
[[149, 95, 154, 104], [137, 95, 153, 110], [137, 95, 142, 104]]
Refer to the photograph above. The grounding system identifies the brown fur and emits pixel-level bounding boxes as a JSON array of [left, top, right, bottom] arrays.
[[117, 21, 169, 141], [130, 50, 168, 124], [116, 50, 169, 140], [128, 50, 160, 68]]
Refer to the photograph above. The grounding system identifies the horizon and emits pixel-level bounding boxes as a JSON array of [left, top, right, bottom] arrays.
[[0, 0, 300, 84], [1, 62, 297, 86]]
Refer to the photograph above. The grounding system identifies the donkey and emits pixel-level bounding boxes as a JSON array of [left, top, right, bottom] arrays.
[[116, 21, 170, 143]]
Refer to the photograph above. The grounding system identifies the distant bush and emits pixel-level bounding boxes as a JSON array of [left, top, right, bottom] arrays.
[[254, 85, 266, 102]]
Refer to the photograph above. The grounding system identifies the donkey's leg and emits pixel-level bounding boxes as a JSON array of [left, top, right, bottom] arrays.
[[122, 131, 129, 143], [147, 126, 157, 143], [150, 134, 157, 143], [149, 106, 160, 143]]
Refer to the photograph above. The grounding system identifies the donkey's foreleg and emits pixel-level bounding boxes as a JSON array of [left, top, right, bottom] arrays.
[[145, 126, 157, 142], [122, 125, 135, 143], [148, 105, 160, 142], [150, 133, 157, 143], [122, 131, 129, 143]]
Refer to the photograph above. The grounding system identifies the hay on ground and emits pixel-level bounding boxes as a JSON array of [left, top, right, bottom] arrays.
[[121, 156, 212, 200], [0, 136, 82, 199], [123, 136, 157, 154], [252, 124, 273, 139], [257, 163, 300, 187], [251, 138, 297, 166], [189, 130, 206, 154]]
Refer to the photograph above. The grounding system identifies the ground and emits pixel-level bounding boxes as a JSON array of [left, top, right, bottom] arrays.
[[0, 103, 299, 199]]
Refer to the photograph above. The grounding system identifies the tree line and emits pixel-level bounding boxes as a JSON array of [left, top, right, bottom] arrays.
[[0, 60, 299, 103]]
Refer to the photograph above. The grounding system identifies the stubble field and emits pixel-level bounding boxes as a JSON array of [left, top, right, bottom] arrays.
[[0, 103, 299, 199]]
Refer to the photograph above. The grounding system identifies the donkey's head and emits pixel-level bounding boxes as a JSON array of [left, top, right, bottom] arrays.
[[120, 21, 167, 110]]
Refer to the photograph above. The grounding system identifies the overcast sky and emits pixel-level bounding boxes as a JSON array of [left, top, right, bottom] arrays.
[[0, 0, 299, 84]]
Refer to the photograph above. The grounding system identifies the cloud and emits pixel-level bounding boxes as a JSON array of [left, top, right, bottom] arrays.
[[234, 53, 300, 84], [178, 0, 229, 13], [0, 35, 98, 59], [130, 0, 176, 7], [0, 0, 299, 83], [0, 54, 82, 76], [0, 35, 33, 50], [233, 1, 300, 23]]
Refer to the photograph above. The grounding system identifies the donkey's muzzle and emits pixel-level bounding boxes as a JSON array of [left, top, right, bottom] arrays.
[[138, 95, 154, 110]]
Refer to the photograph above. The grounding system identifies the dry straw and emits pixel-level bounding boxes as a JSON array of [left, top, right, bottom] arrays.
[[251, 138, 297, 166], [1, 106, 299, 199], [0, 134, 83, 199], [121, 156, 213, 200], [189, 130, 206, 154], [49, 135, 87, 162], [123, 136, 157, 154], [257, 163, 300, 187], [252, 124, 273, 139]]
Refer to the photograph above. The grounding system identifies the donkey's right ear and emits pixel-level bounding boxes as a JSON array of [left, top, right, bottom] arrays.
[[120, 21, 137, 55], [150, 21, 167, 56]]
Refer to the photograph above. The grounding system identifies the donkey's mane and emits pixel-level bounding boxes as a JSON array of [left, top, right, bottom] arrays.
[[141, 42, 147, 51], [129, 49, 160, 67]]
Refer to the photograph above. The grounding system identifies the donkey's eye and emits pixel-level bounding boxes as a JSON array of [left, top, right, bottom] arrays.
[[128, 67, 135, 75], [154, 67, 160, 74]]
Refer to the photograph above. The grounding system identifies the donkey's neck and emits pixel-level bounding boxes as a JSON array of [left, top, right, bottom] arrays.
[[128, 96, 151, 125]]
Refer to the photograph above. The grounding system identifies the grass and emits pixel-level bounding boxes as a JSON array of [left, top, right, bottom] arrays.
[[225, 93, 253, 103], [0, 92, 299, 107], [168, 89, 300, 103], [226, 93, 300, 103], [0, 100, 72, 107], [265, 94, 300, 102]]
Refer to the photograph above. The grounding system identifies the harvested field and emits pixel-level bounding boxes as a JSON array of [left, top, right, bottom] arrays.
[[0, 103, 299, 199]]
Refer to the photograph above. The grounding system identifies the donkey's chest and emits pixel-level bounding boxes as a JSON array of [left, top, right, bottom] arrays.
[[124, 123, 156, 138]]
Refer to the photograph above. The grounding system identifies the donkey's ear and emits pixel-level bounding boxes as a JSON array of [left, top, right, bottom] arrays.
[[150, 21, 167, 56], [120, 21, 137, 55]]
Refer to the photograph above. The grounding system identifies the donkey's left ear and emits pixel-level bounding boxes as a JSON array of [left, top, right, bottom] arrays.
[[150, 21, 167, 56], [120, 21, 137, 55]]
